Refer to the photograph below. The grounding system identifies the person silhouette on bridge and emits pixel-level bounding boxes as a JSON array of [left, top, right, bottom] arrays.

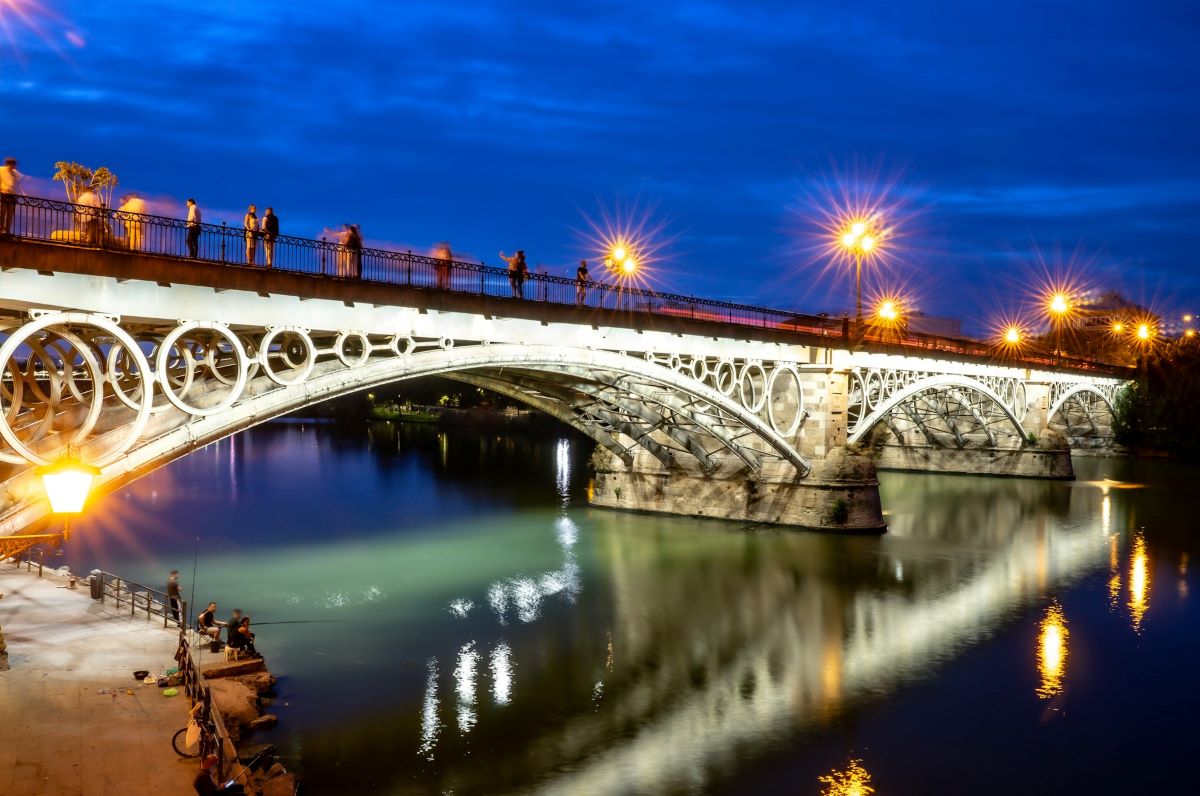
[[346, 223, 363, 278], [433, 241, 452, 289], [500, 250, 527, 298], [260, 207, 279, 268], [77, 186, 103, 245], [185, 198, 202, 257], [117, 193, 147, 252], [576, 260, 590, 306], [0, 157, 24, 236], [243, 205, 259, 265]]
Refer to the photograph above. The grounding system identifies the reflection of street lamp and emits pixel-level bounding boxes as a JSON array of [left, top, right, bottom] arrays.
[[840, 219, 881, 323]]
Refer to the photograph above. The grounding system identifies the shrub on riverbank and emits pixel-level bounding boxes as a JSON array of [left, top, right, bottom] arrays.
[[1113, 340, 1200, 459]]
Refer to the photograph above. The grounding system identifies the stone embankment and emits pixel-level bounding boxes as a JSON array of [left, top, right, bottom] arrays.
[[200, 655, 295, 795]]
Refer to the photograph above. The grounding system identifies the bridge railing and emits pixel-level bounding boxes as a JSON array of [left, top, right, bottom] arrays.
[[1, 195, 1127, 375]]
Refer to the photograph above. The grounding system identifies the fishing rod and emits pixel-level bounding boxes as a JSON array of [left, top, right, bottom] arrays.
[[247, 619, 341, 626]]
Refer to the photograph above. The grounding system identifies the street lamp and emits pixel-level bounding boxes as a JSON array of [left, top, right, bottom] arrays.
[[1048, 292, 1070, 364], [36, 448, 100, 532], [839, 219, 881, 323], [1004, 326, 1022, 346]]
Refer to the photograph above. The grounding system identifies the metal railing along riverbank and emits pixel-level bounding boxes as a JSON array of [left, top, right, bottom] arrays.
[[175, 634, 239, 785], [90, 569, 184, 629], [1, 194, 1128, 376]]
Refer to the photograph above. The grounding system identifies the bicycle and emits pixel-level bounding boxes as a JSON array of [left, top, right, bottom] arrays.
[[172, 701, 217, 759]]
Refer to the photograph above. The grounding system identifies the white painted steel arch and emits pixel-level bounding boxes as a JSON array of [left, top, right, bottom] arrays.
[[1048, 383, 1115, 424], [847, 374, 1027, 447], [0, 342, 810, 536]]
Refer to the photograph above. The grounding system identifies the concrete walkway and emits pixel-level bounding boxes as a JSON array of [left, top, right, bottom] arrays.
[[0, 563, 198, 796]]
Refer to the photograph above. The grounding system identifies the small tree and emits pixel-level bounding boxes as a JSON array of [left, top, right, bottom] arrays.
[[90, 167, 119, 208], [52, 161, 93, 203]]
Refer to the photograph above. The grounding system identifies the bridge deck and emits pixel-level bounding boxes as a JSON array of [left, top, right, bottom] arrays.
[[0, 235, 1127, 378]]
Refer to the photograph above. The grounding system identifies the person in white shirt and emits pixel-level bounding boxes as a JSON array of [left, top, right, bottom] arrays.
[[0, 157, 24, 235], [185, 198, 202, 257], [117, 193, 147, 251]]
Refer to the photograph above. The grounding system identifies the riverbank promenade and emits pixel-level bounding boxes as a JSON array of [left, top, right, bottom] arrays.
[[0, 565, 196, 796]]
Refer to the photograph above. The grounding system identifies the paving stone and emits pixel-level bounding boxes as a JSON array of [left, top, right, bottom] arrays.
[[0, 566, 197, 796]]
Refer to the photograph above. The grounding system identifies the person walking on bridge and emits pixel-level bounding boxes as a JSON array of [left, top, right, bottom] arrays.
[[243, 204, 259, 265], [0, 157, 24, 236], [185, 198, 202, 257], [260, 207, 279, 268]]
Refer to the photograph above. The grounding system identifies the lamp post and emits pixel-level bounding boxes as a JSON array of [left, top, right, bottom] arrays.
[[1048, 292, 1069, 365], [839, 220, 879, 324], [605, 245, 638, 310]]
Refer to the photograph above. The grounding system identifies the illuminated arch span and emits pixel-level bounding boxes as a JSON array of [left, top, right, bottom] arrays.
[[1048, 384, 1115, 424], [0, 318, 810, 535], [847, 374, 1027, 448]]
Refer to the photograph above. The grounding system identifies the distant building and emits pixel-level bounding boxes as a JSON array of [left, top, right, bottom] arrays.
[[1073, 290, 1152, 330]]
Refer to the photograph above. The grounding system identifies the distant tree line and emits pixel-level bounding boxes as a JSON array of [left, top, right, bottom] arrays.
[[1113, 340, 1200, 459]]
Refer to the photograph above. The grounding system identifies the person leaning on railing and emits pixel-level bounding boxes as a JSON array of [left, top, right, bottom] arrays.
[[0, 157, 24, 236]]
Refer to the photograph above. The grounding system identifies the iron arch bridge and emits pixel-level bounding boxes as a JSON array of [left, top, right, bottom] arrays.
[[1046, 382, 1119, 440], [0, 311, 813, 537], [845, 366, 1122, 450]]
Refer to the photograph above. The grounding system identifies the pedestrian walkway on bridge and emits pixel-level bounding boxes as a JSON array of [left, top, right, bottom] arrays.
[[0, 564, 195, 796]]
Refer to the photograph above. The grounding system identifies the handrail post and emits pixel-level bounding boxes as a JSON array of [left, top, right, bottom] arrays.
[[407, 250, 412, 284], [220, 222, 227, 262]]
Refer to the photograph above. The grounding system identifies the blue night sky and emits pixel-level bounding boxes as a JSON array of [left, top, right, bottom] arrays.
[[2, 1, 1198, 327]]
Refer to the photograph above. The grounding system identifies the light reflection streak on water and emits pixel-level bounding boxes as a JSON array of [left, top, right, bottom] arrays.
[[490, 642, 513, 705], [454, 642, 479, 733], [1037, 601, 1069, 699], [1129, 532, 1150, 632], [818, 758, 875, 796], [418, 658, 440, 761], [1100, 493, 1110, 535], [555, 438, 571, 506]]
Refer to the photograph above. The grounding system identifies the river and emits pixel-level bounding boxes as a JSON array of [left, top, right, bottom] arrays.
[[58, 420, 1200, 795]]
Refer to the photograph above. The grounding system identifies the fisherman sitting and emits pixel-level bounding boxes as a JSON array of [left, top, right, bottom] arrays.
[[196, 601, 225, 647]]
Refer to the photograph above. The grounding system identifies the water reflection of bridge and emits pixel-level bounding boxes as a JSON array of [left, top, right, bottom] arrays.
[[378, 473, 1119, 794]]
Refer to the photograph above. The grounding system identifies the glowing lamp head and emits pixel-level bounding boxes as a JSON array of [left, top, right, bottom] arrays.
[[850, 222, 866, 237], [859, 236, 875, 252], [37, 453, 100, 514], [1137, 323, 1151, 341], [877, 300, 897, 321], [1050, 294, 1069, 315], [1004, 326, 1021, 345], [1112, 322, 1124, 334], [1184, 314, 1194, 323], [621, 257, 637, 274], [1186, 329, 1196, 338], [841, 232, 858, 248], [611, 246, 626, 262]]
